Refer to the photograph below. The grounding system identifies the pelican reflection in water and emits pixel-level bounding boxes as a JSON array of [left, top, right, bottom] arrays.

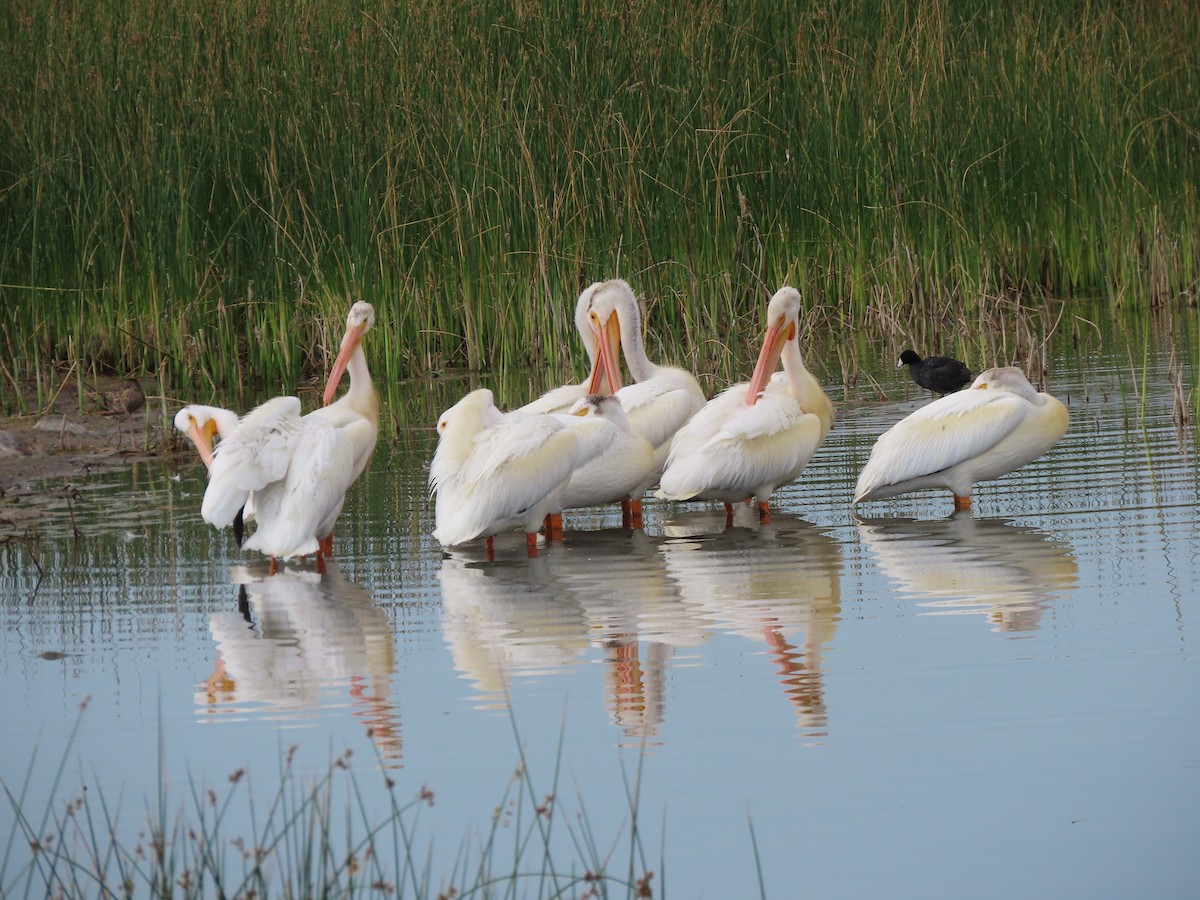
[[197, 560, 401, 765], [542, 529, 711, 744], [657, 511, 843, 742], [440, 530, 709, 744], [856, 513, 1077, 633], [438, 551, 590, 706]]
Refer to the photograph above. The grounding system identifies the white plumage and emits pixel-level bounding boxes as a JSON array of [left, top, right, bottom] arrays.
[[552, 394, 656, 515], [317, 301, 381, 487], [656, 286, 833, 523], [853, 366, 1069, 510], [174, 404, 241, 470], [430, 389, 581, 556], [196, 301, 380, 572], [585, 279, 707, 475], [201, 396, 301, 529]]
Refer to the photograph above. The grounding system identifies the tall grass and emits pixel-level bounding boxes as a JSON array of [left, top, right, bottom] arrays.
[[1, 0, 1197, 396]]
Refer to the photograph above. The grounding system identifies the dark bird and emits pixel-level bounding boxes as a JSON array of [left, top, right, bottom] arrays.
[[897, 350, 973, 395], [101, 378, 146, 417]]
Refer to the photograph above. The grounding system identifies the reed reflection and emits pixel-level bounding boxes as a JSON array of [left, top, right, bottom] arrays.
[[856, 513, 1078, 633], [657, 508, 843, 742], [197, 560, 401, 765]]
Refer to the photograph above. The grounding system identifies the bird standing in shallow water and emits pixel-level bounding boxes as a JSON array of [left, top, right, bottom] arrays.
[[552, 394, 657, 529], [898, 349, 973, 395], [656, 286, 834, 525], [430, 389, 584, 559], [854, 366, 1068, 512], [198, 302, 379, 574]]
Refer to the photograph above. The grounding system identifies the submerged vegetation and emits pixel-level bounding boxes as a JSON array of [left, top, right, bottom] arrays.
[[1, 0, 1197, 400]]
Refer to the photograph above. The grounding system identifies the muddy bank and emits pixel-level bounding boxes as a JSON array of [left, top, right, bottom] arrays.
[[0, 376, 184, 537]]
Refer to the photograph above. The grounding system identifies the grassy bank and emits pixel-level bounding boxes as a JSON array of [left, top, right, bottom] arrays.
[[1, 0, 1197, 398]]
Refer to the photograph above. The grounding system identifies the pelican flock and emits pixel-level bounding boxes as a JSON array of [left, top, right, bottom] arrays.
[[174, 281, 1070, 567]]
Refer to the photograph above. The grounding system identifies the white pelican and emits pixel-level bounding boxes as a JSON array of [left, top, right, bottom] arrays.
[[174, 405, 240, 470], [430, 388, 581, 558], [585, 280, 708, 476], [655, 286, 834, 524], [853, 366, 1069, 511], [199, 301, 380, 573], [553, 394, 657, 529], [175, 403, 253, 543], [201, 396, 373, 573], [316, 301, 381, 490]]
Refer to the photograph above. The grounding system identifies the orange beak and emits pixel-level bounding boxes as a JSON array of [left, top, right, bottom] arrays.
[[323, 320, 368, 406], [585, 312, 624, 395], [188, 418, 220, 470], [744, 317, 796, 407]]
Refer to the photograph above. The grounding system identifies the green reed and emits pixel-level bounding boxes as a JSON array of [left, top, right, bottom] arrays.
[[1, 0, 1197, 398]]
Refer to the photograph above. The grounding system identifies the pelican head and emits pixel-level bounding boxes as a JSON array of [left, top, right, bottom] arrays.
[[324, 301, 376, 406], [970, 366, 1046, 404], [436, 389, 502, 438], [568, 392, 636, 436], [584, 280, 631, 396], [745, 286, 802, 406], [174, 404, 240, 470]]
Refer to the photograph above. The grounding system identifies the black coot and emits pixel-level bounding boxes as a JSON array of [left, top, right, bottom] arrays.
[[898, 350, 973, 395]]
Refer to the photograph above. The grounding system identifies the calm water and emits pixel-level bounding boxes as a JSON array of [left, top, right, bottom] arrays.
[[2, 338, 1198, 898]]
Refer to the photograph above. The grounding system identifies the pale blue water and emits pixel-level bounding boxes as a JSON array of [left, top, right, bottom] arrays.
[[2, 342, 1198, 898]]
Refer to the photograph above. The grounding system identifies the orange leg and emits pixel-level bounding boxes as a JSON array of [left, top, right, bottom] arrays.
[[953, 494, 972, 511], [622, 498, 644, 530], [758, 500, 771, 524], [724, 503, 735, 528], [319, 532, 334, 558], [316, 553, 327, 575], [548, 512, 563, 541], [525, 532, 540, 558], [485, 535, 496, 561], [268, 557, 279, 576]]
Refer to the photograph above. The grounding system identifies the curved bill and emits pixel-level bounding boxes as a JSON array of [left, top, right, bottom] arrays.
[[744, 317, 796, 407], [323, 321, 368, 406], [585, 312, 623, 396]]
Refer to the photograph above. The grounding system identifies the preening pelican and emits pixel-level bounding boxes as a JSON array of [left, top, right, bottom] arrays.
[[430, 389, 581, 558], [853, 366, 1068, 511], [201, 396, 373, 573], [175, 404, 254, 544], [585, 279, 707, 477], [174, 405, 240, 470], [656, 286, 834, 524], [199, 301, 380, 573], [553, 394, 657, 528]]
